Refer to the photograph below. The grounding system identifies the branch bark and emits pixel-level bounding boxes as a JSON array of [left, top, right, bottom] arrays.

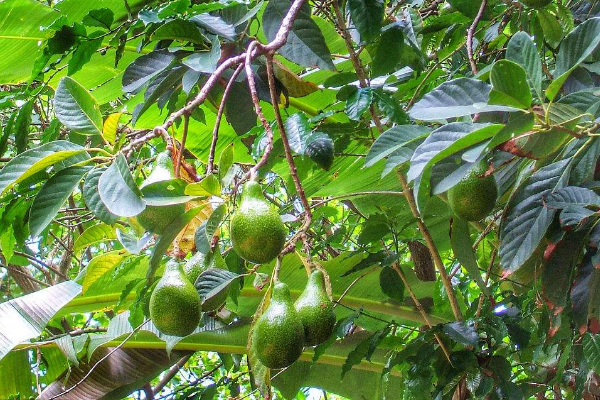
[[467, 0, 488, 75]]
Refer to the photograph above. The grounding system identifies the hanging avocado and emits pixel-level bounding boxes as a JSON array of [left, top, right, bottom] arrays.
[[295, 270, 336, 346]]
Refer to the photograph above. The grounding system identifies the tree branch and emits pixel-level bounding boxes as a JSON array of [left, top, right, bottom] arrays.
[[467, 0, 488, 75]]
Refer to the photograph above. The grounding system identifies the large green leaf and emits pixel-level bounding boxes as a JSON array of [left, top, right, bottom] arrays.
[[450, 218, 488, 295], [409, 78, 519, 121], [83, 167, 119, 224], [122, 50, 175, 93], [54, 76, 104, 135], [98, 154, 146, 217], [347, 0, 384, 43], [489, 60, 532, 109], [499, 159, 572, 274], [0, 281, 81, 360], [0, 351, 33, 399], [0, 140, 86, 195], [151, 19, 205, 43], [0, 0, 58, 83], [365, 125, 430, 168], [506, 31, 542, 98], [262, 0, 334, 70], [29, 166, 89, 238], [83, 250, 129, 293]]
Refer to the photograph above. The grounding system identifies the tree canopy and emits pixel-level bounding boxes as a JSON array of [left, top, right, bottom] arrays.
[[0, 0, 600, 399]]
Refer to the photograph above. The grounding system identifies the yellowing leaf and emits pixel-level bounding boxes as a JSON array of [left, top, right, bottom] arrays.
[[169, 199, 213, 257], [83, 250, 128, 293], [273, 59, 318, 98], [102, 112, 122, 145]]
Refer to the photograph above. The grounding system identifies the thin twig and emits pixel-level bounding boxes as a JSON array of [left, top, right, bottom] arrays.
[[152, 355, 192, 395], [397, 171, 463, 322], [207, 63, 245, 175], [467, 0, 488, 75], [174, 114, 190, 178]]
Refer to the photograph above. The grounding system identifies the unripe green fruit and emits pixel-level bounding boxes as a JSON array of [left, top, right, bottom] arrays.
[[295, 270, 336, 346], [448, 162, 498, 222], [306, 137, 334, 171], [150, 260, 201, 337], [252, 282, 305, 369], [230, 181, 287, 264]]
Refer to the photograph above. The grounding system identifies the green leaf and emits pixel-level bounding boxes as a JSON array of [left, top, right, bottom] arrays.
[[83, 250, 129, 293], [205, 204, 226, 244], [584, 333, 600, 373], [489, 60, 532, 109], [285, 113, 313, 154], [506, 31, 543, 98], [83, 167, 119, 224], [346, 87, 373, 121], [262, 0, 334, 70], [183, 35, 221, 73], [68, 38, 102, 76], [537, 9, 563, 48], [443, 321, 478, 346], [450, 218, 488, 295], [0, 140, 85, 195], [122, 50, 175, 93], [195, 267, 240, 306], [341, 333, 373, 378], [499, 159, 572, 273], [116, 230, 151, 254], [546, 187, 600, 209], [0, 281, 81, 360], [132, 66, 187, 124], [185, 174, 221, 196], [55, 335, 80, 367], [550, 18, 600, 101], [218, 143, 234, 183], [347, 0, 384, 43], [29, 166, 89, 238], [74, 223, 117, 256], [191, 13, 236, 40], [0, 351, 33, 399], [148, 207, 206, 281], [82, 8, 114, 29], [14, 99, 33, 154], [98, 154, 145, 217], [151, 19, 204, 43], [365, 125, 429, 168], [409, 78, 519, 121], [54, 76, 103, 135]]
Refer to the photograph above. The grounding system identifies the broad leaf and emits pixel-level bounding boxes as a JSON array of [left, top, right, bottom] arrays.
[[29, 166, 89, 238], [54, 76, 103, 135], [365, 125, 429, 168], [584, 333, 600, 373], [572, 252, 600, 333], [195, 267, 240, 306], [83, 167, 119, 224], [443, 321, 478, 346], [506, 31, 542, 98], [0, 351, 33, 399], [14, 100, 33, 154], [450, 218, 488, 295], [74, 223, 116, 256], [191, 13, 236, 40], [205, 204, 226, 244], [152, 19, 204, 43], [409, 78, 519, 121], [499, 159, 572, 273], [122, 50, 175, 93], [546, 186, 600, 209], [0, 281, 81, 360], [347, 0, 384, 43], [102, 112, 122, 145], [285, 113, 312, 154], [83, 250, 129, 293], [489, 60, 532, 109], [263, 0, 334, 70], [98, 154, 145, 217], [346, 87, 373, 121], [0, 141, 85, 195]]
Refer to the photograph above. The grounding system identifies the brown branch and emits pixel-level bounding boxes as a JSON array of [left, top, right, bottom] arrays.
[[265, 55, 313, 252], [152, 354, 192, 395], [174, 114, 190, 178], [207, 63, 245, 175], [396, 172, 463, 321], [467, 0, 488, 75]]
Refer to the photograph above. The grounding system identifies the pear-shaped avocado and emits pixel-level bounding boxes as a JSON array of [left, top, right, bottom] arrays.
[[448, 161, 498, 222], [150, 259, 201, 337], [252, 281, 304, 369], [230, 181, 287, 264], [295, 270, 336, 346], [306, 136, 334, 171]]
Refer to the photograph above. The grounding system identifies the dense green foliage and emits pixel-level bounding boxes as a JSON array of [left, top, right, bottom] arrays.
[[0, 0, 600, 399]]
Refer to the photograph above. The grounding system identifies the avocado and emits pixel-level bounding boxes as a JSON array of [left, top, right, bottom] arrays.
[[252, 281, 305, 369], [295, 270, 336, 346], [149, 259, 201, 337], [447, 161, 498, 222], [306, 136, 334, 171], [230, 181, 287, 264], [184, 251, 207, 284]]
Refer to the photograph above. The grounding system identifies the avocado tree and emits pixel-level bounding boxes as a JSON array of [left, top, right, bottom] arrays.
[[0, 0, 599, 399]]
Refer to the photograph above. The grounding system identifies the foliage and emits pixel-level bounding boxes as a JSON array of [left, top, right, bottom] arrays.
[[0, 0, 600, 399]]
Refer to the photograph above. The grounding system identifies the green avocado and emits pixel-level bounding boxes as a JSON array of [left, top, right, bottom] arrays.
[[448, 161, 498, 222], [149, 259, 201, 337], [230, 181, 287, 264], [306, 136, 334, 171], [295, 270, 336, 346], [184, 251, 208, 284], [252, 281, 305, 369]]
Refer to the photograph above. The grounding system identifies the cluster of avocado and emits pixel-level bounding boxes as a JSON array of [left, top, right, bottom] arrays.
[[253, 270, 336, 369]]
